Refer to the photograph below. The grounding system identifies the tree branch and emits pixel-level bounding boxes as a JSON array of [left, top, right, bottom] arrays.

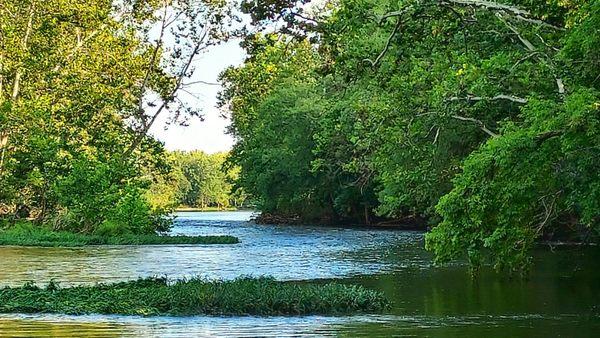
[[11, 2, 36, 101], [182, 80, 220, 86], [137, 2, 169, 121], [379, 6, 414, 23], [451, 115, 499, 137], [535, 130, 564, 144], [498, 14, 566, 95], [124, 25, 211, 158], [497, 13, 536, 52], [448, 94, 528, 104], [52, 24, 107, 73], [364, 18, 402, 67], [439, 0, 564, 30]]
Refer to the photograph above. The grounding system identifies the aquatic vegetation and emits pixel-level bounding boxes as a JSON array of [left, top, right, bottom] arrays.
[[0, 224, 239, 247], [0, 277, 388, 316]]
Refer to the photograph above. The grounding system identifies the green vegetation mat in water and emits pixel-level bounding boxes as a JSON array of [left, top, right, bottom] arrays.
[[0, 277, 388, 316], [0, 226, 239, 247]]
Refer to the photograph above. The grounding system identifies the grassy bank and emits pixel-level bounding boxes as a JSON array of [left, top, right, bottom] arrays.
[[0, 277, 388, 316], [0, 225, 239, 247]]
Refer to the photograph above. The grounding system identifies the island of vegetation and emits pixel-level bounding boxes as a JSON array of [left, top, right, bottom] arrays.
[[0, 277, 388, 316], [0, 222, 238, 247]]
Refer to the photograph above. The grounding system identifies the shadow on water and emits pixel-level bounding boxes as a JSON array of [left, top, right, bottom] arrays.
[[0, 211, 599, 337]]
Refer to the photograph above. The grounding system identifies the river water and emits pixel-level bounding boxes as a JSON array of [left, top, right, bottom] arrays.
[[0, 211, 598, 337]]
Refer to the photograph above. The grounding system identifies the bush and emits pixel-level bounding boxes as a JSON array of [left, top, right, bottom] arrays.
[[52, 158, 170, 235]]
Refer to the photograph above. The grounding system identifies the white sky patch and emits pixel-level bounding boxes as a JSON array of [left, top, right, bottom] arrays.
[[149, 39, 246, 154]]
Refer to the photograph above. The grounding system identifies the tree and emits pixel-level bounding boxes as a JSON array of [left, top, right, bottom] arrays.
[[149, 151, 246, 210], [0, 0, 234, 234], [222, 0, 600, 271]]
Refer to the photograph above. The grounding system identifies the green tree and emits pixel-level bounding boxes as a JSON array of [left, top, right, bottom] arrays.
[[222, 0, 600, 271], [0, 0, 234, 234]]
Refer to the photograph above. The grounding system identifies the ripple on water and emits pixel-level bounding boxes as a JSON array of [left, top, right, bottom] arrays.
[[1, 314, 599, 338], [0, 211, 429, 286], [1, 211, 599, 337]]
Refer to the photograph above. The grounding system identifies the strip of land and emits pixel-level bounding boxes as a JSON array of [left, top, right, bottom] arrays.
[[0, 226, 239, 247], [0, 277, 388, 316]]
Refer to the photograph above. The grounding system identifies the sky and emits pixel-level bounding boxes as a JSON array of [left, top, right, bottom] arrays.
[[148, 40, 246, 154], [147, 0, 329, 154]]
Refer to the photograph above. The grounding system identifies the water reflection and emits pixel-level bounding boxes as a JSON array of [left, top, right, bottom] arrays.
[[1, 313, 599, 337]]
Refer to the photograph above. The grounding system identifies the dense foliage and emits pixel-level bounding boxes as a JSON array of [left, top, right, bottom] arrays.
[[0, 276, 388, 316], [0, 0, 234, 235], [221, 0, 600, 271], [147, 151, 247, 210]]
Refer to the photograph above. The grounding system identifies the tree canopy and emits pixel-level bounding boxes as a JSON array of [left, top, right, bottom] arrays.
[[0, 0, 234, 234], [220, 0, 600, 272]]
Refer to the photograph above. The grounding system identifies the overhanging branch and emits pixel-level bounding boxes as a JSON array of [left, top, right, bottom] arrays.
[[439, 0, 564, 30], [364, 18, 402, 67], [451, 115, 499, 137], [448, 94, 528, 104]]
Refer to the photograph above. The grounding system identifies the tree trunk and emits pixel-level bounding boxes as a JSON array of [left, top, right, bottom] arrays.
[[11, 2, 36, 101]]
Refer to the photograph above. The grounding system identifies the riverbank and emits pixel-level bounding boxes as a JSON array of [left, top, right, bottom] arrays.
[[254, 212, 428, 230], [175, 207, 243, 212], [0, 225, 239, 247], [0, 277, 388, 316]]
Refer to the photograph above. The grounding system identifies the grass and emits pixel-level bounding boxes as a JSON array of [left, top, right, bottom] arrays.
[[0, 277, 389, 316], [0, 225, 239, 247]]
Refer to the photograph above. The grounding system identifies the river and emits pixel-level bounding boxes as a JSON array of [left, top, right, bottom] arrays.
[[0, 211, 598, 337]]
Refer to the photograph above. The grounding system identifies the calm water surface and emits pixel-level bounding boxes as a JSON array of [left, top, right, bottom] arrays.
[[0, 211, 598, 337]]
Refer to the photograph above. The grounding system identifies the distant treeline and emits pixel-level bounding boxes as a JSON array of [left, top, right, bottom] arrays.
[[147, 151, 247, 211]]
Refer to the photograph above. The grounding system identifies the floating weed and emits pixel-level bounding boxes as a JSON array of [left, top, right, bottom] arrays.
[[0, 277, 389, 317]]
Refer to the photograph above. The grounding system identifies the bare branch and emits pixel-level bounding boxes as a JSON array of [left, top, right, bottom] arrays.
[[497, 13, 536, 52], [290, 12, 319, 24], [509, 52, 540, 72], [364, 18, 402, 67], [379, 6, 413, 23], [0, 132, 7, 174], [138, 4, 170, 120], [498, 14, 566, 95], [440, 0, 564, 30], [448, 94, 528, 104], [451, 115, 499, 137], [535, 130, 564, 144], [0, 53, 4, 101], [556, 78, 565, 94], [52, 24, 107, 73], [124, 25, 212, 158], [182, 80, 220, 86]]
